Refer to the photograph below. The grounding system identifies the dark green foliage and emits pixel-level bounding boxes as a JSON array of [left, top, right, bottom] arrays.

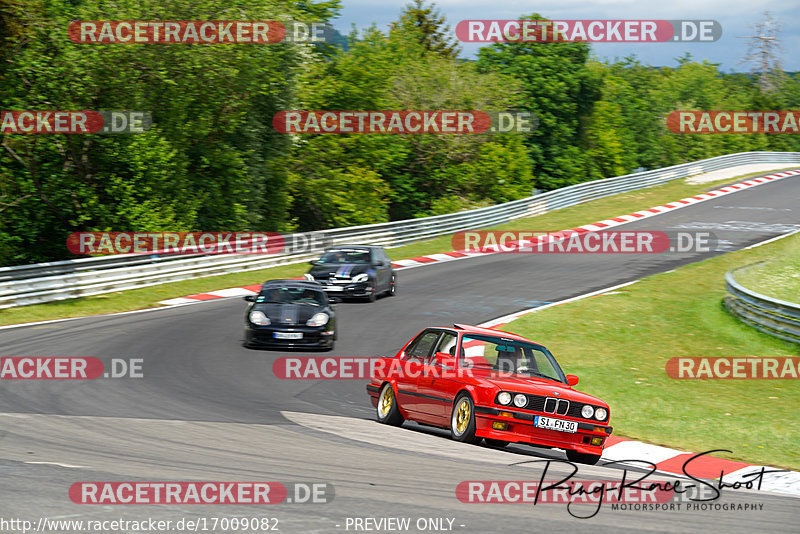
[[2, 2, 798, 265]]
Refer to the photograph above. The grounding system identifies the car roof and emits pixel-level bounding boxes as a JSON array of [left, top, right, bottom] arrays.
[[261, 279, 324, 290], [324, 244, 381, 251], [451, 323, 533, 343]]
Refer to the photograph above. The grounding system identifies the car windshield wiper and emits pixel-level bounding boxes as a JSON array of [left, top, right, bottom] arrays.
[[519, 369, 558, 381]]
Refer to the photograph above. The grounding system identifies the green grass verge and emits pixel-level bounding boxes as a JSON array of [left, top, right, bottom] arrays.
[[734, 234, 800, 303], [2, 166, 797, 327], [503, 232, 800, 470]]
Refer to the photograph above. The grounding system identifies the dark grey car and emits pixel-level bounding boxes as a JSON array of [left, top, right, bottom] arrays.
[[305, 245, 396, 302]]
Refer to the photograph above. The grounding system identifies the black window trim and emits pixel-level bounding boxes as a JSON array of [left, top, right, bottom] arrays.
[[404, 328, 443, 361]]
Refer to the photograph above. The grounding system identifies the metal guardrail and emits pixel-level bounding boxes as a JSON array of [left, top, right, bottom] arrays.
[[725, 266, 800, 345], [2, 150, 800, 309]]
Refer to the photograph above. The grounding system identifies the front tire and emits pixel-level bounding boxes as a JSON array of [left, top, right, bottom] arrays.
[[376, 383, 404, 426], [365, 282, 377, 302], [566, 450, 602, 465], [450, 393, 481, 444]]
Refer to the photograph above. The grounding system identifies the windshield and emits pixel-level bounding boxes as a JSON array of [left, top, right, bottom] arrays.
[[318, 249, 371, 264], [459, 334, 566, 383], [258, 287, 326, 306]]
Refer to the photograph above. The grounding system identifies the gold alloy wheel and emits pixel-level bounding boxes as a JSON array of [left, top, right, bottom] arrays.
[[454, 399, 471, 434], [379, 386, 394, 418]]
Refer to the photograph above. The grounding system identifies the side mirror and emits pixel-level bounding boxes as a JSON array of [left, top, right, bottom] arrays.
[[566, 374, 579, 386], [434, 351, 456, 368], [243, 295, 256, 302], [309, 259, 318, 265], [328, 296, 342, 304]]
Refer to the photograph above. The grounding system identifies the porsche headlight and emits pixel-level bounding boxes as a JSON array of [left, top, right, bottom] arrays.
[[581, 405, 595, 419], [307, 312, 329, 327], [249, 311, 270, 325], [352, 273, 369, 283], [303, 273, 315, 281], [513, 394, 527, 407], [595, 408, 608, 421], [497, 392, 512, 405]]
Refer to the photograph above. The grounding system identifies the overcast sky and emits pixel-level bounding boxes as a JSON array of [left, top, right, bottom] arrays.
[[331, 0, 799, 72]]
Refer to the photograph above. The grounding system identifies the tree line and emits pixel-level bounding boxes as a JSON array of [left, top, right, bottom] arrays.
[[1, 0, 799, 265]]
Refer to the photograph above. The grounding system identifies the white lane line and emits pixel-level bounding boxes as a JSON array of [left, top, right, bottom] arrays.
[[478, 281, 639, 328], [744, 228, 800, 250], [25, 461, 87, 469]]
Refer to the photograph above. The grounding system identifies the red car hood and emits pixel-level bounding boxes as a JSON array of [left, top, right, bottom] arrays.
[[482, 374, 608, 408]]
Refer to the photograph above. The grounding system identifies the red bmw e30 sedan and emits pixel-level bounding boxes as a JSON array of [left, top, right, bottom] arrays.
[[366, 324, 612, 464]]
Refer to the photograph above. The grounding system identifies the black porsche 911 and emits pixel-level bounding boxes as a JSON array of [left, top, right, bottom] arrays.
[[243, 280, 337, 350], [304, 245, 396, 302]]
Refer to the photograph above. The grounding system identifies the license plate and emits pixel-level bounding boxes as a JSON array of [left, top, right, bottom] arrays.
[[324, 286, 344, 291], [534, 415, 577, 433], [274, 332, 302, 340]]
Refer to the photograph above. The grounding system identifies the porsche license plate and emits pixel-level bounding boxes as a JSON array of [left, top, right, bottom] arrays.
[[534, 415, 577, 433], [274, 332, 302, 340]]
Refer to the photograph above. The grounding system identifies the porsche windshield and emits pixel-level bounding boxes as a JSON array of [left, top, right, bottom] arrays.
[[459, 334, 566, 383], [259, 287, 326, 306], [319, 249, 371, 264]]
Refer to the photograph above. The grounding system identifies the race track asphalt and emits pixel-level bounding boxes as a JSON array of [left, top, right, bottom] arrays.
[[1, 173, 798, 532]]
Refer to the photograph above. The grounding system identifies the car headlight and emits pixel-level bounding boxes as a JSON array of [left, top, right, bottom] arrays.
[[513, 394, 527, 408], [497, 392, 512, 405], [307, 312, 329, 327], [581, 405, 595, 419], [303, 273, 315, 281], [352, 273, 369, 283], [249, 311, 270, 325], [595, 408, 607, 421]]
